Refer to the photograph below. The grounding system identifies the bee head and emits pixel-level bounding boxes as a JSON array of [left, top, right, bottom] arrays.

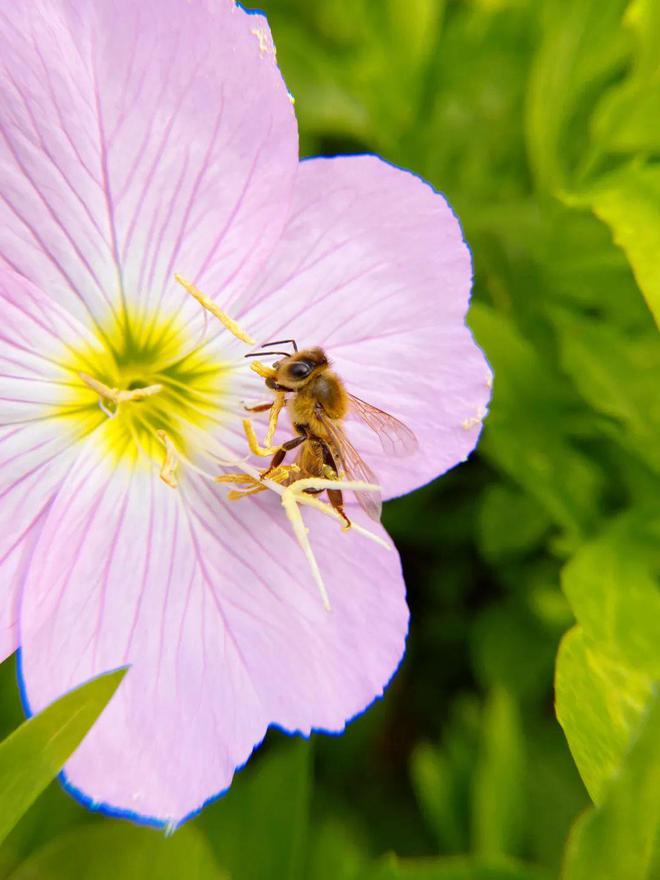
[[276, 347, 328, 388]]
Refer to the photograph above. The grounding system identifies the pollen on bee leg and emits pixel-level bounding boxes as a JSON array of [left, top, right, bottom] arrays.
[[215, 464, 297, 499], [156, 430, 179, 489], [174, 274, 256, 345]]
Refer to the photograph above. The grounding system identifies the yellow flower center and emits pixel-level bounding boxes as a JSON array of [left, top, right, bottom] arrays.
[[57, 308, 230, 470]]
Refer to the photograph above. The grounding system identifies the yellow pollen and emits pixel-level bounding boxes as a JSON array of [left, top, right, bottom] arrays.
[[174, 274, 256, 345]]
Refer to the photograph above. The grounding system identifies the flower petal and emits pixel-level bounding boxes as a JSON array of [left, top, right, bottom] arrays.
[[0, 0, 297, 328], [0, 267, 97, 659], [241, 156, 492, 500], [19, 455, 407, 824]]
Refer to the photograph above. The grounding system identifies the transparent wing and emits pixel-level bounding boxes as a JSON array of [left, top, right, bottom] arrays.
[[319, 415, 383, 522], [347, 394, 418, 457]]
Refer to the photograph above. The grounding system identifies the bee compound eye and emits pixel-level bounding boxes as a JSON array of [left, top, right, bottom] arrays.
[[289, 361, 312, 379]]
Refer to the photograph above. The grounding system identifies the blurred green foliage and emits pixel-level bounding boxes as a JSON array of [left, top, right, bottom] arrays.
[[1, 0, 659, 876]]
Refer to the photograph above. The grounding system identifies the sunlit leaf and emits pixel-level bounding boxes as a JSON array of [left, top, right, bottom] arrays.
[[555, 627, 654, 805], [562, 693, 660, 880], [556, 511, 660, 802], [575, 164, 660, 328], [7, 822, 225, 880], [0, 669, 126, 846], [563, 513, 660, 678]]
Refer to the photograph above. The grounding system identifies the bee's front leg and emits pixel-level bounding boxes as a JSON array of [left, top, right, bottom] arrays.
[[261, 434, 305, 479], [244, 402, 274, 413]]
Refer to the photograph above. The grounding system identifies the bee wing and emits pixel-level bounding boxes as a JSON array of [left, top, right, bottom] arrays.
[[318, 414, 383, 522], [347, 394, 418, 457]]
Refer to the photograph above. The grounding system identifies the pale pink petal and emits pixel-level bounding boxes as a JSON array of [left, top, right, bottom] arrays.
[[0, 1, 297, 328], [0, 268, 97, 658], [19, 454, 407, 824], [240, 156, 492, 500]]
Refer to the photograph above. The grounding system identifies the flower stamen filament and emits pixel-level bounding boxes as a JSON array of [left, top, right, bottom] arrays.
[[264, 391, 286, 447], [174, 274, 256, 345], [79, 372, 163, 405], [157, 430, 179, 489], [242, 418, 280, 457]]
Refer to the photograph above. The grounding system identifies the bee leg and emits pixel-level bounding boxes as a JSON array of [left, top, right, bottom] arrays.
[[260, 434, 305, 479], [327, 488, 351, 530]]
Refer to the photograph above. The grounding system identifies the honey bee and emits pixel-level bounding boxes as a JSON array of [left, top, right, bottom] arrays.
[[245, 340, 418, 527]]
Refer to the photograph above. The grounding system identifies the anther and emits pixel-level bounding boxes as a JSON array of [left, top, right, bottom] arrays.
[[174, 275, 256, 345]]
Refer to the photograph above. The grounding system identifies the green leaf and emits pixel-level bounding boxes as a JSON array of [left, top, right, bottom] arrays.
[[7, 822, 225, 880], [593, 0, 660, 153], [525, 0, 628, 190], [0, 669, 126, 846], [477, 485, 550, 562], [306, 819, 366, 880], [576, 164, 660, 328], [563, 513, 660, 678], [562, 692, 660, 880], [409, 698, 481, 854], [411, 743, 466, 854], [556, 512, 660, 803], [263, 0, 444, 152], [358, 852, 550, 880], [472, 603, 556, 701], [553, 313, 660, 472], [470, 303, 603, 535], [200, 738, 311, 880], [472, 688, 525, 858], [555, 627, 654, 805]]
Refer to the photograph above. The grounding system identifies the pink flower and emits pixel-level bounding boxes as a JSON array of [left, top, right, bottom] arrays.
[[0, 0, 491, 825]]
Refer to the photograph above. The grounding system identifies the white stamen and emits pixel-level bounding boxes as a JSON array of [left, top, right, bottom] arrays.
[[281, 490, 331, 611]]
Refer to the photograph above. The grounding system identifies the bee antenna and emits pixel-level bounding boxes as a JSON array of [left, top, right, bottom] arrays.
[[260, 339, 298, 352], [244, 351, 292, 359]]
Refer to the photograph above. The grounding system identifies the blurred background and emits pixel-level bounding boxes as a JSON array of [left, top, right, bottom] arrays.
[[1, 1, 659, 878]]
